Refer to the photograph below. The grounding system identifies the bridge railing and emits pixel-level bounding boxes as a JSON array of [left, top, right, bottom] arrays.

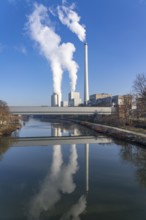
[[9, 106, 114, 115]]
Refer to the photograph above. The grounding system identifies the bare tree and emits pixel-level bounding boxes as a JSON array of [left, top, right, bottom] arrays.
[[133, 73, 146, 117], [0, 100, 10, 127], [122, 95, 132, 122], [133, 73, 146, 98], [114, 94, 133, 126]]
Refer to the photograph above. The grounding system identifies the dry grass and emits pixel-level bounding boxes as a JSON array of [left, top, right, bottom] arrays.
[[121, 126, 146, 135]]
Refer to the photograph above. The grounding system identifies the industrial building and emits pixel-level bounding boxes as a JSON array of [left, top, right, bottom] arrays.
[[89, 94, 133, 118], [51, 93, 62, 107], [112, 95, 132, 106], [96, 96, 113, 107], [61, 101, 68, 107], [89, 93, 112, 106], [51, 93, 59, 107], [112, 95, 132, 118], [68, 92, 82, 107]]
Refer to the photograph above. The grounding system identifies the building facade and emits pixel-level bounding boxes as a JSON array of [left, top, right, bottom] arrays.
[[89, 93, 112, 106], [68, 92, 82, 107], [112, 95, 132, 118], [61, 101, 68, 107]]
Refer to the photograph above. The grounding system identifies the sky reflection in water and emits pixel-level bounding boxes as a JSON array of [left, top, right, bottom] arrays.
[[0, 119, 146, 220]]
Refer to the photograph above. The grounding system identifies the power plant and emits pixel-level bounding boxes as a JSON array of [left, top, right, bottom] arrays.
[[51, 93, 59, 107], [51, 93, 62, 107], [68, 92, 82, 107], [51, 42, 89, 107]]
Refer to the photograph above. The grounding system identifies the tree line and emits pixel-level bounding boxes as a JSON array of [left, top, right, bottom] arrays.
[[132, 73, 146, 118], [0, 100, 10, 127], [0, 100, 20, 135]]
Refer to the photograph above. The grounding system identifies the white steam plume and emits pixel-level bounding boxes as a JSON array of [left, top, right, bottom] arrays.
[[27, 3, 78, 94], [57, 2, 86, 42]]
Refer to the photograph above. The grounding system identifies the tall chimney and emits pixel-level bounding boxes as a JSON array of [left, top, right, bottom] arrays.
[[84, 43, 89, 105]]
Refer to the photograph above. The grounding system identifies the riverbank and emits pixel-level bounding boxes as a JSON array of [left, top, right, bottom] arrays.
[[75, 120, 146, 146], [0, 124, 21, 136]]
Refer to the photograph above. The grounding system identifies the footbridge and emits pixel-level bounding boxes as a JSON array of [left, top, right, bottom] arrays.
[[9, 106, 113, 116], [11, 135, 113, 147]]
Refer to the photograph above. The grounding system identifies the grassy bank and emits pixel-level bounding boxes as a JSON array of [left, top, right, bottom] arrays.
[[74, 120, 146, 146]]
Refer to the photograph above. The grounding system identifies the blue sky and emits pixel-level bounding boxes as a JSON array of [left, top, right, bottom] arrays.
[[0, 0, 146, 106]]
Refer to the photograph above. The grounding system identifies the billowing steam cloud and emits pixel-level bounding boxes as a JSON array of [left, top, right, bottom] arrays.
[[27, 3, 78, 95], [57, 1, 86, 42]]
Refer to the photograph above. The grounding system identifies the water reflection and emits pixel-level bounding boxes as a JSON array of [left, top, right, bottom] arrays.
[[0, 137, 14, 160], [14, 119, 85, 138], [85, 144, 89, 193], [29, 125, 89, 219], [29, 144, 79, 219], [120, 143, 146, 188], [61, 195, 87, 220], [1, 119, 146, 219], [51, 123, 81, 137]]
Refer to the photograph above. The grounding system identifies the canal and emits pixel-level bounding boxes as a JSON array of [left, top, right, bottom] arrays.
[[0, 118, 146, 220]]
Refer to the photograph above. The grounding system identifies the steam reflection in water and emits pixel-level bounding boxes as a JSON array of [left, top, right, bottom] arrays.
[[29, 144, 87, 220], [1, 119, 146, 220]]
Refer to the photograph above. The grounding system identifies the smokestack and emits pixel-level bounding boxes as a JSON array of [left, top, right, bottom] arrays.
[[84, 43, 89, 105]]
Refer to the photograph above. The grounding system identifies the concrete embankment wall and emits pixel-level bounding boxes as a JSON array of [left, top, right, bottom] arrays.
[[76, 121, 146, 146]]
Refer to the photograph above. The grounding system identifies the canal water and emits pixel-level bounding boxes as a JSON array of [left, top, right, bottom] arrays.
[[0, 118, 146, 220]]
